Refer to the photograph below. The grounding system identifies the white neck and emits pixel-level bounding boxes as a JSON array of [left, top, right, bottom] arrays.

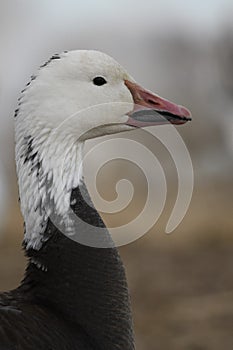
[[15, 125, 84, 250]]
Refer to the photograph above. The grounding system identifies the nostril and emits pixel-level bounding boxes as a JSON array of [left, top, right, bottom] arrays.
[[147, 99, 160, 106]]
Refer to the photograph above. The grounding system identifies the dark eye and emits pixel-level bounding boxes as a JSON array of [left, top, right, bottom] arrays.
[[93, 76, 107, 86]]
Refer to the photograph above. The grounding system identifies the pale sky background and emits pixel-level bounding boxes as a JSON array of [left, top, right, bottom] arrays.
[[1, 0, 232, 120], [50, 0, 233, 28], [25, 0, 233, 29]]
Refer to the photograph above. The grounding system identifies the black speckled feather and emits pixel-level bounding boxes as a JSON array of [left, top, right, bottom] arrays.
[[0, 183, 135, 350]]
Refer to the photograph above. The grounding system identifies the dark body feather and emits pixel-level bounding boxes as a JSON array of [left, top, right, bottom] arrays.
[[0, 184, 135, 350]]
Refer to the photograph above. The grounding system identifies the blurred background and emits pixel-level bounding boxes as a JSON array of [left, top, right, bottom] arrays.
[[0, 0, 233, 349]]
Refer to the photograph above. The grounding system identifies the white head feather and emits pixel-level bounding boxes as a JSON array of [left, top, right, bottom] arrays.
[[15, 50, 135, 249]]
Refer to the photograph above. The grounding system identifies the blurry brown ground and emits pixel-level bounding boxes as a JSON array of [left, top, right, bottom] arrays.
[[0, 176, 232, 350]]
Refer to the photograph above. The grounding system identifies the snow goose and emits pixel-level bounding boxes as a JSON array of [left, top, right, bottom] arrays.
[[0, 50, 191, 350]]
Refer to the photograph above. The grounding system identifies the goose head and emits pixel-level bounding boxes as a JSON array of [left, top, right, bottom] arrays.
[[17, 50, 191, 141], [15, 50, 191, 249]]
